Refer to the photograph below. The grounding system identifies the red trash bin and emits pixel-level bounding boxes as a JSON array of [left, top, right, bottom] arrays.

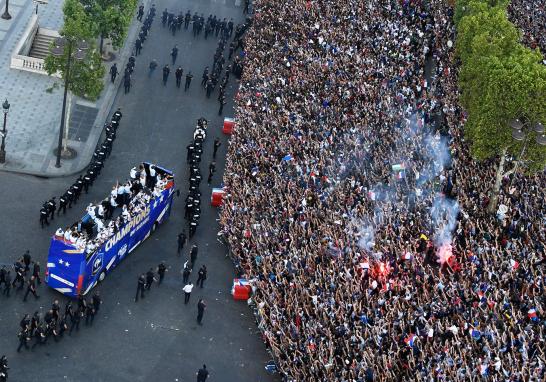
[[222, 117, 235, 135], [232, 279, 251, 300], [211, 188, 225, 207]]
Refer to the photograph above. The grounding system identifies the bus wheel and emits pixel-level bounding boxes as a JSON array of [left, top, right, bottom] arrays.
[[152, 222, 158, 233], [98, 271, 106, 282]]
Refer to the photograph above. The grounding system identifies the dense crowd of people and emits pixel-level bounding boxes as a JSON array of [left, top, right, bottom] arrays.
[[220, 0, 545, 380], [508, 0, 546, 58]]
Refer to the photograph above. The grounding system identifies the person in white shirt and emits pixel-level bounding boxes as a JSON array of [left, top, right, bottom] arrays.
[[97, 204, 105, 219], [55, 227, 64, 237], [183, 282, 193, 304], [139, 172, 146, 188], [76, 237, 86, 249], [64, 229, 72, 241], [153, 186, 162, 198], [122, 205, 130, 222], [86, 203, 96, 219], [130, 166, 138, 179], [94, 217, 104, 231]]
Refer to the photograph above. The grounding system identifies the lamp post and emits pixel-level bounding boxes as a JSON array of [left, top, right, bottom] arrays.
[[509, 118, 546, 174], [51, 37, 88, 168], [488, 117, 545, 213], [0, 99, 10, 163], [32, 0, 48, 15], [1, 0, 11, 20]]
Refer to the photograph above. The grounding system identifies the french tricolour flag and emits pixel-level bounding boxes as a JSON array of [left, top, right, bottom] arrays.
[[404, 333, 416, 347], [528, 308, 538, 322]]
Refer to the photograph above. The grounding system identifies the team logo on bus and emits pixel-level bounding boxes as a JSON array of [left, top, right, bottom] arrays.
[[118, 244, 128, 259], [92, 254, 104, 275]]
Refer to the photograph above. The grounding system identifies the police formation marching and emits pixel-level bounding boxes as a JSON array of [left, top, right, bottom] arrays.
[[185, 117, 209, 238], [17, 291, 102, 353], [40, 108, 123, 228], [0, 250, 42, 300]]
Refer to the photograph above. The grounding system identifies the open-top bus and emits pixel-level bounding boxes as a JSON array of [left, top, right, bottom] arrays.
[[46, 162, 175, 297]]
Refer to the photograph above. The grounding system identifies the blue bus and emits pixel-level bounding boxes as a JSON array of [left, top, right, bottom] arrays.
[[46, 163, 175, 297]]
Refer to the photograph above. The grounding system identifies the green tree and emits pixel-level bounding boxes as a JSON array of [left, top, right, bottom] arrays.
[[456, 5, 519, 64], [455, 0, 546, 213], [44, 0, 105, 101], [80, 0, 138, 55], [454, 0, 508, 25]]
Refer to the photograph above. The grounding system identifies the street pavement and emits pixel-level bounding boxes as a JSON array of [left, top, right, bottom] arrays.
[[0, 0, 143, 176], [0, 0, 279, 380]]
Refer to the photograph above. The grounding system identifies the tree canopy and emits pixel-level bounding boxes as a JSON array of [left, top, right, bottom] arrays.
[[44, 0, 105, 100], [455, 0, 546, 172], [80, 0, 138, 53]]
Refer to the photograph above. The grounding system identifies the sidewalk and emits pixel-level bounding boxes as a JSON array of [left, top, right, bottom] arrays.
[[0, 0, 146, 177]]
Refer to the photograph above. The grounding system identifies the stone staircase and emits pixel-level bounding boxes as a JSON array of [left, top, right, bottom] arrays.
[[28, 32, 56, 59]]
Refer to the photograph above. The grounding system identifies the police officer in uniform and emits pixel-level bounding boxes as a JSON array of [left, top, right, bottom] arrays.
[[124, 71, 131, 94], [110, 63, 118, 83], [32, 261, 41, 285], [177, 230, 187, 255], [2, 270, 11, 297], [212, 137, 221, 159], [190, 245, 198, 267], [196, 265, 207, 288], [207, 162, 216, 184], [12, 262, 25, 289], [23, 276, 39, 302], [58, 192, 68, 215], [92, 291, 102, 313], [171, 45, 178, 65], [185, 71, 193, 91], [205, 79, 214, 98], [157, 262, 167, 285], [135, 273, 146, 302], [162, 65, 170, 86], [40, 205, 49, 228], [112, 108, 122, 124], [145, 268, 155, 290], [175, 66, 183, 88]]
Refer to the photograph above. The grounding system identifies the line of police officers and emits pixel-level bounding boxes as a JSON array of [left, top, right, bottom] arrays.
[[17, 292, 102, 352], [0, 251, 41, 300], [185, 118, 209, 238], [40, 109, 123, 228], [161, 8, 234, 41]]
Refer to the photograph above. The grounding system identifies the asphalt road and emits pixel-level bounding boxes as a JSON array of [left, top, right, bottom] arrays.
[[0, 0, 279, 381]]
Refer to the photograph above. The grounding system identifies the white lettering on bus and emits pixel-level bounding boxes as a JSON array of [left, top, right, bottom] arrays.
[[104, 207, 150, 251]]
